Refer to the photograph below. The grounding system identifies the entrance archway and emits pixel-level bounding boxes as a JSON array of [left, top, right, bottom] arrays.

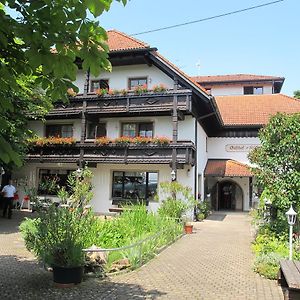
[[211, 180, 243, 211]]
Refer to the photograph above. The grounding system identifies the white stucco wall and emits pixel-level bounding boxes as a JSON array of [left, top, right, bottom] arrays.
[[196, 123, 208, 200], [210, 84, 273, 96], [14, 162, 195, 214], [27, 119, 82, 141], [74, 64, 174, 93], [207, 137, 260, 164]]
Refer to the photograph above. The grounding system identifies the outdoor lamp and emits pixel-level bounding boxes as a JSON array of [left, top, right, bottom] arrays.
[[286, 205, 297, 226], [286, 205, 297, 260], [171, 170, 176, 181]]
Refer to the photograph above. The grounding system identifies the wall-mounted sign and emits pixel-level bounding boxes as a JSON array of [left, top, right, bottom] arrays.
[[225, 144, 259, 152]]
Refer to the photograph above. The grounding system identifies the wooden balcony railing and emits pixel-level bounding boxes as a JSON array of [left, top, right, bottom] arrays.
[[47, 89, 192, 118], [26, 140, 196, 166]]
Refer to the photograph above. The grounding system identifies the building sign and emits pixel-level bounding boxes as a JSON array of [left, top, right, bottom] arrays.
[[225, 144, 259, 152]]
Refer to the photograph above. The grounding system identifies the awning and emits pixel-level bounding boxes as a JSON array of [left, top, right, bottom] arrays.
[[204, 159, 252, 177]]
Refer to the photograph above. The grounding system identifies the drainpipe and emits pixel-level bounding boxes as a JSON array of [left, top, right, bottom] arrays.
[[171, 78, 178, 180]]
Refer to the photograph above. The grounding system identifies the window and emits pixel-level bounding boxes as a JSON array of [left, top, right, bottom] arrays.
[[206, 88, 211, 95], [122, 122, 153, 138], [45, 124, 73, 138], [244, 86, 263, 95], [90, 79, 109, 92], [128, 77, 147, 90], [87, 122, 106, 139], [38, 169, 74, 195], [112, 171, 158, 201]]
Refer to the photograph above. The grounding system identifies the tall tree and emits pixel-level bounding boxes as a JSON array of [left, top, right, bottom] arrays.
[[294, 90, 300, 99], [0, 0, 127, 167], [249, 113, 300, 232]]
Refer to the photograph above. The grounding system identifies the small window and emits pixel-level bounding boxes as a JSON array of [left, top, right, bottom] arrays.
[[206, 88, 211, 95], [244, 86, 263, 95], [122, 122, 153, 138], [87, 122, 106, 139], [45, 124, 73, 138], [128, 77, 147, 90], [253, 87, 263, 94], [91, 79, 109, 92], [38, 169, 74, 195], [112, 171, 158, 201]]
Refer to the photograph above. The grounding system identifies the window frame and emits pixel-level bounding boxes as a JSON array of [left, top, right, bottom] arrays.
[[128, 77, 148, 90], [45, 124, 73, 138], [111, 170, 158, 202], [243, 86, 264, 95], [121, 122, 153, 138], [90, 79, 109, 92], [86, 122, 107, 139]]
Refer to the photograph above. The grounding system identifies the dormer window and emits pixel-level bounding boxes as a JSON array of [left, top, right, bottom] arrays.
[[244, 86, 263, 95], [91, 79, 109, 92], [128, 77, 147, 90], [45, 124, 73, 138]]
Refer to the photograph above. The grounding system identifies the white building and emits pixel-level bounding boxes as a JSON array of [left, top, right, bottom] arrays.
[[12, 30, 300, 214]]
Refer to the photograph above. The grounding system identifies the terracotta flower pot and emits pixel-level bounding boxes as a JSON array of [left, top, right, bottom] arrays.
[[184, 224, 193, 234]]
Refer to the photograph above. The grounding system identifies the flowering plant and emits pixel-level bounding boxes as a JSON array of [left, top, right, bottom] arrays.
[[95, 88, 108, 96], [152, 84, 167, 93], [67, 88, 77, 97], [114, 136, 134, 144], [95, 136, 112, 145], [27, 137, 76, 146], [132, 136, 151, 144], [152, 136, 171, 145], [134, 84, 148, 95]]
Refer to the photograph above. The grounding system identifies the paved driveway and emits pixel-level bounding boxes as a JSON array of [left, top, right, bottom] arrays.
[[0, 211, 283, 299]]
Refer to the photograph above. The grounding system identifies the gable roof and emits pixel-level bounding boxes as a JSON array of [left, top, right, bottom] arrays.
[[215, 94, 300, 126], [205, 159, 252, 177], [191, 74, 285, 84], [107, 30, 150, 52]]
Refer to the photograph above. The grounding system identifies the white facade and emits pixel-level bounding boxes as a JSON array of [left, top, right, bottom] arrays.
[[209, 84, 273, 96], [75, 64, 174, 93]]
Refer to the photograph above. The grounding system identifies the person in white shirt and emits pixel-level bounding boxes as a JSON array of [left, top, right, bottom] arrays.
[[2, 179, 16, 219]]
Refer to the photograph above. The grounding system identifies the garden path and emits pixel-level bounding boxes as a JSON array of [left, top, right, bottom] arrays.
[[0, 210, 283, 299]]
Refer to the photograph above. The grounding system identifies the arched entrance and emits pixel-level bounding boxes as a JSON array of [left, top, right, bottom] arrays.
[[211, 180, 243, 211]]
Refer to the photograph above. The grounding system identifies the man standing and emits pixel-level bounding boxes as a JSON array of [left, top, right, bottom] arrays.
[[2, 179, 16, 219]]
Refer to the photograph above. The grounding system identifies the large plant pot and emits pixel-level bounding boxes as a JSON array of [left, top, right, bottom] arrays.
[[53, 266, 83, 287], [184, 224, 193, 234]]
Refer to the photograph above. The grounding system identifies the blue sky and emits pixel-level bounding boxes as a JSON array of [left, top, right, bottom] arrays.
[[99, 0, 299, 96]]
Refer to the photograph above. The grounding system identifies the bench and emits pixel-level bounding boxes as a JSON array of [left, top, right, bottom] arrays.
[[108, 207, 124, 214], [278, 260, 300, 300]]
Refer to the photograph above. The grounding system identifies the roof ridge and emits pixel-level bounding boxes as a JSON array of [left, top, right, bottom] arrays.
[[278, 93, 300, 103], [107, 29, 149, 48]]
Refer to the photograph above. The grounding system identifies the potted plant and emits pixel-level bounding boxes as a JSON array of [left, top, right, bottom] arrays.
[[20, 167, 95, 287], [182, 215, 194, 234]]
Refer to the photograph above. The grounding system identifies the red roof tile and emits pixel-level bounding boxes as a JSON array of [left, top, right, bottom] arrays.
[[215, 94, 300, 126], [107, 30, 149, 52], [191, 74, 284, 84], [205, 159, 252, 177]]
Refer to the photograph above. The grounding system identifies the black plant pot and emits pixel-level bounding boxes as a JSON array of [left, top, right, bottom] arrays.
[[53, 266, 83, 286]]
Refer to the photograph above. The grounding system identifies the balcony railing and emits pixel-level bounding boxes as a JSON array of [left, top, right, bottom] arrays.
[[26, 140, 196, 166], [47, 89, 192, 118]]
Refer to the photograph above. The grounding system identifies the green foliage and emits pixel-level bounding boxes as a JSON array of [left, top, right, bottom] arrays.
[[253, 252, 284, 279], [249, 113, 300, 233], [0, 0, 127, 166], [294, 90, 300, 99], [20, 207, 98, 267], [157, 181, 197, 219], [58, 167, 94, 208], [88, 205, 182, 269], [196, 199, 211, 220]]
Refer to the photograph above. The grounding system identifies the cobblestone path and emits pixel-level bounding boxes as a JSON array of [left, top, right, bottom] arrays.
[[0, 211, 283, 299]]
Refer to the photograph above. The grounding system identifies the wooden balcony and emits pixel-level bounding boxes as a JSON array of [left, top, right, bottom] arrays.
[[26, 140, 196, 166], [47, 89, 192, 118]]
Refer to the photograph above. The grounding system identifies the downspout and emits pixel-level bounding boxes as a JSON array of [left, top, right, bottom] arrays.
[[79, 69, 90, 168], [194, 118, 198, 200], [171, 78, 178, 180]]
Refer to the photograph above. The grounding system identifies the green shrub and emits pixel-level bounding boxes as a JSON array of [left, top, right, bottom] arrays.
[[158, 198, 188, 219], [254, 252, 284, 279]]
